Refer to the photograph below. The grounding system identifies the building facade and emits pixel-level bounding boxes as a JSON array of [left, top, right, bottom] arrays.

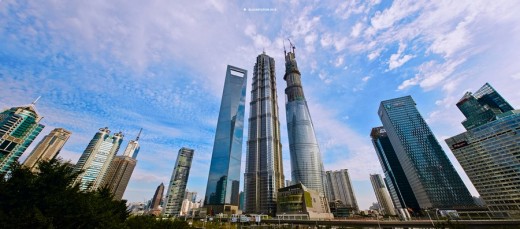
[[456, 83, 514, 130], [324, 169, 359, 212], [370, 126, 420, 215], [73, 127, 124, 190], [101, 129, 142, 200], [0, 102, 44, 173], [277, 183, 333, 219], [370, 174, 396, 216], [149, 183, 164, 216], [446, 83, 520, 214], [163, 147, 194, 217], [244, 52, 284, 215], [204, 65, 247, 215], [378, 96, 474, 209], [283, 44, 326, 195], [23, 128, 71, 172]]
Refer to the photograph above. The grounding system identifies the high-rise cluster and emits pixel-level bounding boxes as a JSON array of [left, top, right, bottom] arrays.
[[446, 83, 520, 214], [372, 95, 475, 218]]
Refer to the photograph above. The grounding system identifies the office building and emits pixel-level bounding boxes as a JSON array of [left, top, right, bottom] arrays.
[[185, 190, 197, 203], [73, 127, 123, 190], [23, 128, 71, 172], [149, 183, 165, 216], [163, 147, 194, 217], [446, 83, 520, 214], [244, 52, 284, 215], [456, 83, 514, 130], [283, 43, 326, 195], [101, 129, 142, 200], [378, 96, 474, 209], [277, 183, 333, 219], [324, 169, 359, 212], [0, 100, 45, 173], [370, 174, 396, 216], [370, 126, 420, 216], [204, 65, 247, 215]]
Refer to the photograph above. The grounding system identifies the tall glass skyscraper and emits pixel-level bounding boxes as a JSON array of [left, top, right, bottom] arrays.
[[378, 96, 474, 209], [370, 126, 420, 214], [0, 101, 44, 173], [204, 65, 247, 215], [23, 128, 71, 172], [73, 127, 124, 191], [446, 83, 520, 213], [101, 129, 142, 200], [244, 52, 284, 215], [284, 44, 326, 195], [163, 147, 194, 217]]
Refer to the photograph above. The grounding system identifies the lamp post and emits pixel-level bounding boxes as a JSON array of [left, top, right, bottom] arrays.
[[425, 210, 434, 227]]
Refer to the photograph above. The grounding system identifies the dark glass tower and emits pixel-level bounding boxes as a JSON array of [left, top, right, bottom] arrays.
[[204, 65, 247, 215], [370, 127, 420, 214], [284, 44, 326, 195], [244, 52, 284, 215], [378, 96, 474, 209], [456, 83, 514, 130]]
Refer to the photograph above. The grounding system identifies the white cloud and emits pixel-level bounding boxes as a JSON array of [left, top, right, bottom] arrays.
[[367, 49, 381, 60], [388, 43, 414, 70], [351, 22, 363, 38], [334, 56, 344, 67]]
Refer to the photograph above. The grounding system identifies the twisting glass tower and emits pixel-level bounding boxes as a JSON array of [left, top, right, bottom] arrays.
[[244, 52, 284, 215], [284, 43, 326, 195]]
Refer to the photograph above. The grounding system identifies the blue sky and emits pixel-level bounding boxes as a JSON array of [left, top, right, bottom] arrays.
[[1, 0, 520, 209]]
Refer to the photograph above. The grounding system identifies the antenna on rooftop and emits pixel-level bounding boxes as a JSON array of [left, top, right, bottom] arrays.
[[32, 96, 41, 105], [136, 128, 143, 141]]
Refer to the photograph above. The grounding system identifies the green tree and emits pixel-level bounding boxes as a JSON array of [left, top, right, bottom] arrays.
[[0, 159, 129, 229]]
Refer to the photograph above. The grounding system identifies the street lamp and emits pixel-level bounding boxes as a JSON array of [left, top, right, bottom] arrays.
[[425, 210, 434, 227]]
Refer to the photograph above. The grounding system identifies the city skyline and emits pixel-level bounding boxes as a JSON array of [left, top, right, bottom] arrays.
[[2, 0, 520, 209]]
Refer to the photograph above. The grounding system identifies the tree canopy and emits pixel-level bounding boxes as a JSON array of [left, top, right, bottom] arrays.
[[0, 159, 129, 228]]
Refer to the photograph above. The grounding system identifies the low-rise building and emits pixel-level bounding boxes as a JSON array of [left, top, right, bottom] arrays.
[[276, 183, 333, 220]]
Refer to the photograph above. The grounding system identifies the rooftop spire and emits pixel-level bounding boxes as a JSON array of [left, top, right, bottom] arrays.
[[136, 128, 143, 141], [32, 96, 41, 105]]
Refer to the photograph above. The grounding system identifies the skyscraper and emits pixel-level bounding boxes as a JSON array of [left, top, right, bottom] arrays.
[[204, 65, 247, 215], [149, 183, 165, 216], [456, 83, 514, 130], [283, 43, 326, 195], [446, 83, 520, 213], [101, 129, 142, 200], [324, 169, 359, 211], [23, 128, 71, 172], [163, 147, 194, 217], [0, 100, 45, 173], [370, 174, 396, 216], [244, 52, 284, 215], [378, 96, 474, 209], [370, 126, 420, 215], [73, 127, 124, 191]]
